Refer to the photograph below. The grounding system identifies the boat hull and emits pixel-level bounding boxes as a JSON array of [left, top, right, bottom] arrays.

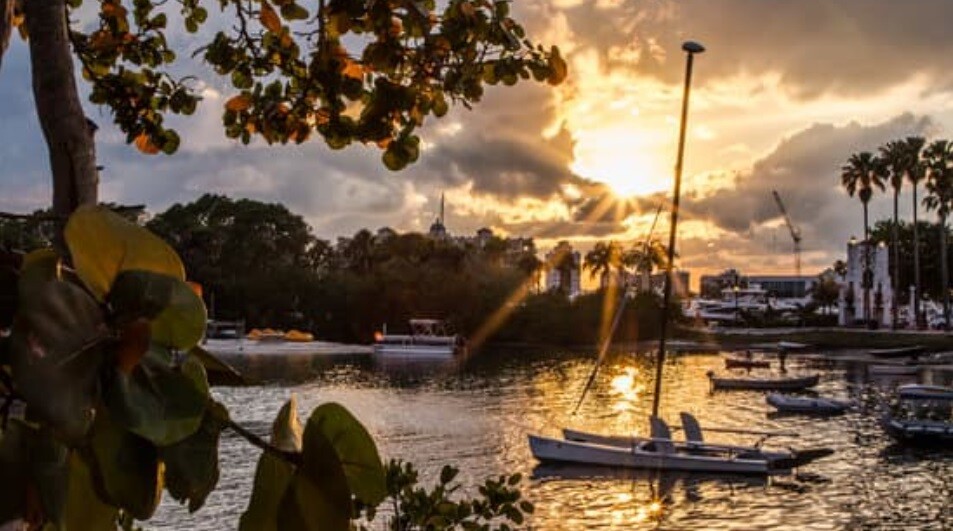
[[868, 346, 926, 359], [766, 393, 851, 414], [528, 435, 772, 475], [561, 429, 792, 463], [881, 417, 953, 446], [372, 344, 459, 359], [710, 374, 819, 391]]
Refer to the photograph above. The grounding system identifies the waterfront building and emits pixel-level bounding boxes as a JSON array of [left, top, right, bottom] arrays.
[[544, 241, 582, 298], [838, 239, 893, 327], [700, 269, 814, 299]]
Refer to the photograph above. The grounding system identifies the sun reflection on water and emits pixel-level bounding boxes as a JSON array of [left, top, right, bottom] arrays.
[[609, 366, 646, 413]]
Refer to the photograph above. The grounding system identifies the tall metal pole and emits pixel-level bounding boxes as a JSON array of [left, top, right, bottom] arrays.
[[651, 41, 704, 419]]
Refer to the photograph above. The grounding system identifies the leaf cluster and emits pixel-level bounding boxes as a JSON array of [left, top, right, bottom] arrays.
[[0, 207, 388, 530], [357, 459, 533, 530], [35, 0, 566, 169]]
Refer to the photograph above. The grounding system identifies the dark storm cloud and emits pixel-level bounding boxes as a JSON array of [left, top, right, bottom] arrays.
[[500, 219, 627, 239], [553, 0, 953, 98], [683, 113, 935, 252]]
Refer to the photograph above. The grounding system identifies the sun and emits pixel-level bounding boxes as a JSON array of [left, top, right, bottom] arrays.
[[569, 127, 672, 197]]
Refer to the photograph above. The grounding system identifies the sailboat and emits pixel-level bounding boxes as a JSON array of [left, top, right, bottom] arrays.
[[527, 42, 833, 475]]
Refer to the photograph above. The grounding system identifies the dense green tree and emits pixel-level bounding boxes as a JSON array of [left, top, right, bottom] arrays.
[[840, 151, 886, 324], [900, 136, 928, 326], [870, 219, 953, 304], [923, 139, 953, 329], [879, 140, 907, 327]]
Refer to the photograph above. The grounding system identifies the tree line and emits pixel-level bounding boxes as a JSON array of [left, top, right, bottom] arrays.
[[839, 136, 953, 328]]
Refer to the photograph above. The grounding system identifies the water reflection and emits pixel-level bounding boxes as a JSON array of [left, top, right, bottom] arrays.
[[152, 350, 952, 530]]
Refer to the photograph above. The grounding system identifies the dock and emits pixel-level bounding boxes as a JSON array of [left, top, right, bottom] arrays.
[[203, 338, 373, 359]]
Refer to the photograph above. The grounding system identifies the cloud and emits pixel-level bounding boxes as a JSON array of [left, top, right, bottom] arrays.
[[681, 113, 935, 267]]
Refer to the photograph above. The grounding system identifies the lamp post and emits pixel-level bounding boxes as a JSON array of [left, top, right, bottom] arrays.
[[651, 41, 704, 419]]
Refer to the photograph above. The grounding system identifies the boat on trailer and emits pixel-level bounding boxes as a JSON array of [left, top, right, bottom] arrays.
[[766, 393, 852, 414], [373, 319, 466, 359], [868, 345, 926, 359], [707, 371, 819, 391], [880, 384, 953, 445]]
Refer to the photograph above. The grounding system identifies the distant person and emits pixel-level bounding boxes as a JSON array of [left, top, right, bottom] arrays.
[[779, 349, 788, 373]]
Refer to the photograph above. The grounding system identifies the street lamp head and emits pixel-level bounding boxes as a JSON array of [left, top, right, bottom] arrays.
[[682, 41, 705, 54]]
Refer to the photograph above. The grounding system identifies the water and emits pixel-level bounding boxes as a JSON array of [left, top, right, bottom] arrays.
[[151, 351, 953, 530]]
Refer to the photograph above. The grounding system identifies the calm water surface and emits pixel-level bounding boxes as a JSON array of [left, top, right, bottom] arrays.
[[152, 350, 953, 530]]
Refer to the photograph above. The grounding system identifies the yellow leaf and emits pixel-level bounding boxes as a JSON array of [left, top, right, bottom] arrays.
[[226, 94, 253, 112], [134, 133, 161, 155], [259, 1, 281, 33]]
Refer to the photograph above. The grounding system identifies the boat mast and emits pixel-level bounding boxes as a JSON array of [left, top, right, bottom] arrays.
[[651, 41, 705, 419]]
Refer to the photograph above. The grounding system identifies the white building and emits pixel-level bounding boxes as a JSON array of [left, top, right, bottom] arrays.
[[839, 239, 893, 327], [544, 241, 582, 298]]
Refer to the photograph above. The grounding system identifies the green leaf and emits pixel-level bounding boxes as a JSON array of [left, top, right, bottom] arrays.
[[10, 280, 106, 441], [238, 397, 302, 531], [298, 402, 386, 507], [62, 453, 119, 531], [279, 3, 309, 20], [104, 345, 209, 445], [160, 402, 226, 513], [0, 420, 32, 523], [30, 430, 70, 527], [278, 465, 348, 531], [17, 248, 61, 304], [65, 206, 185, 301], [87, 411, 163, 520], [150, 277, 207, 349], [191, 345, 246, 386]]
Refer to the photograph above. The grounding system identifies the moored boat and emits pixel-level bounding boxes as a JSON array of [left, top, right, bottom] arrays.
[[880, 384, 953, 445], [707, 371, 819, 391], [868, 364, 918, 376], [725, 357, 771, 369], [766, 393, 852, 414], [868, 345, 926, 359], [373, 319, 466, 359]]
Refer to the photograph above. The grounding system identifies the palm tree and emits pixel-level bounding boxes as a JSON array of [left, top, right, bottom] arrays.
[[902, 136, 928, 327], [923, 139, 953, 330], [625, 239, 668, 293], [879, 140, 907, 328], [584, 241, 623, 289], [840, 151, 886, 325]]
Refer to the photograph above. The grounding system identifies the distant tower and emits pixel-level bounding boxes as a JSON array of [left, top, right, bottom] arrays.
[[429, 192, 447, 239]]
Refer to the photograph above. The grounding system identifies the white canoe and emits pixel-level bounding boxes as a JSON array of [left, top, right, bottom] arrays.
[[561, 428, 793, 463], [528, 434, 774, 475], [766, 393, 852, 414]]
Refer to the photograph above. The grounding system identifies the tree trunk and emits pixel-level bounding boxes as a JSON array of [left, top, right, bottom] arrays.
[[863, 202, 870, 326], [891, 190, 899, 329], [24, 0, 99, 231], [0, 0, 13, 73], [912, 184, 922, 328], [942, 213, 950, 330]]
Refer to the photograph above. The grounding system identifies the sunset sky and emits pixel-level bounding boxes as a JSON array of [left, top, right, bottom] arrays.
[[3, 1, 953, 287]]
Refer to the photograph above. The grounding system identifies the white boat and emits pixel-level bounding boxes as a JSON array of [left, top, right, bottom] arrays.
[[868, 364, 918, 376], [529, 416, 779, 475], [682, 284, 804, 324], [766, 394, 852, 414], [880, 384, 953, 445], [373, 319, 466, 359]]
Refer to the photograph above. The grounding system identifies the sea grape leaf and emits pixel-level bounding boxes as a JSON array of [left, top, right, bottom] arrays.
[[29, 430, 70, 527], [10, 280, 107, 441], [0, 420, 32, 523], [150, 277, 207, 349], [299, 402, 386, 507], [160, 401, 226, 513], [277, 467, 348, 531], [237, 397, 302, 531], [64, 206, 185, 300], [17, 248, 61, 304], [61, 453, 119, 531], [109, 270, 207, 349], [87, 411, 163, 520], [104, 345, 209, 445], [190, 345, 246, 386]]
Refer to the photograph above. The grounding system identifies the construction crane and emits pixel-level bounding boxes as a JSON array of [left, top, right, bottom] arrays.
[[772, 190, 802, 278]]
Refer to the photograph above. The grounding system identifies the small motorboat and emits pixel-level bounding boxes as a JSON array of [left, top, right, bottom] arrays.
[[725, 357, 771, 369], [880, 384, 953, 445], [766, 393, 852, 414], [707, 371, 819, 391], [868, 345, 926, 359]]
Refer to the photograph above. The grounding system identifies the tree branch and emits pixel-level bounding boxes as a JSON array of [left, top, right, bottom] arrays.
[[224, 416, 303, 466]]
